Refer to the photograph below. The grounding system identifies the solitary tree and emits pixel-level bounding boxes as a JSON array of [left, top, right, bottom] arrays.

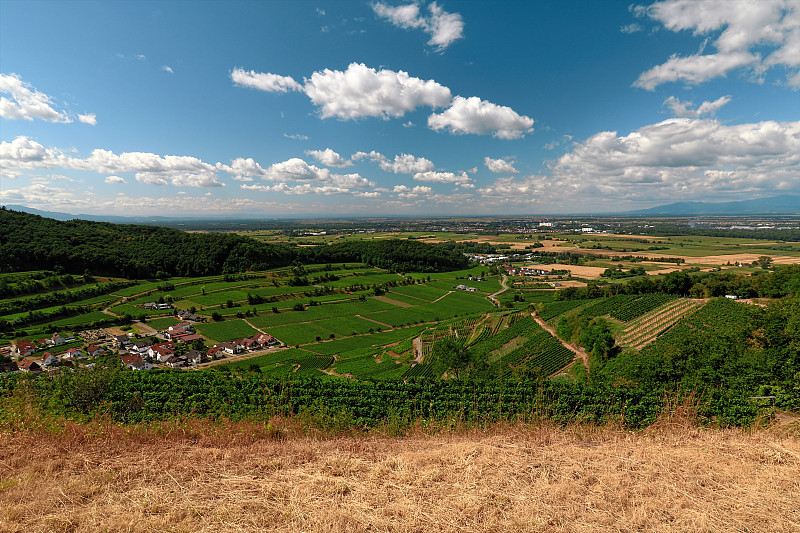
[[432, 338, 472, 379]]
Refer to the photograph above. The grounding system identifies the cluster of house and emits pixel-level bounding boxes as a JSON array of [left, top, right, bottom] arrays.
[[465, 253, 540, 265], [455, 284, 479, 292], [163, 322, 203, 342], [4, 321, 283, 373], [207, 333, 279, 358], [117, 329, 280, 370], [9, 333, 90, 372], [502, 265, 551, 277], [142, 302, 172, 310], [117, 338, 199, 370], [176, 308, 204, 322]]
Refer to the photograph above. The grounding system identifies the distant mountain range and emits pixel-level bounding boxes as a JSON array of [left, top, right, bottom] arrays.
[[4, 195, 799, 223], [626, 195, 800, 216], [2, 205, 190, 224]]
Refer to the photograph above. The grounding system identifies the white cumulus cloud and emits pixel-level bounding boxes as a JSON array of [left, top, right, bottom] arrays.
[[1, 136, 224, 187], [78, 113, 97, 125], [484, 156, 519, 174], [413, 170, 471, 185], [428, 96, 534, 139], [231, 68, 303, 93], [305, 148, 352, 167], [0, 73, 72, 123], [550, 117, 800, 201], [238, 157, 376, 194], [373, 1, 464, 51], [0, 136, 51, 163], [233, 63, 534, 139], [634, 0, 800, 89], [104, 175, 126, 184], [303, 63, 451, 120], [663, 95, 732, 117], [393, 184, 433, 198], [351, 151, 435, 173]]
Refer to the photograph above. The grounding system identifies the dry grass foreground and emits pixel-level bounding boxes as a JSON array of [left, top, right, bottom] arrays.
[[2, 413, 799, 533]]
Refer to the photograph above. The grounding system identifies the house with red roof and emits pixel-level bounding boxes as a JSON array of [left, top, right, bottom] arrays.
[[39, 352, 58, 367], [47, 333, 66, 346], [61, 347, 83, 361], [120, 353, 152, 370], [254, 333, 278, 347], [15, 340, 37, 357], [218, 342, 241, 355], [206, 346, 222, 359], [150, 345, 175, 363], [19, 359, 41, 373], [87, 345, 106, 357]]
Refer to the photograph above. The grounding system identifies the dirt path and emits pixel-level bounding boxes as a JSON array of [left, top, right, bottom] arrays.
[[488, 275, 509, 306], [531, 311, 589, 375], [356, 315, 392, 328], [132, 320, 158, 336], [413, 335, 423, 363], [242, 318, 267, 334], [431, 290, 454, 303], [373, 295, 413, 307]]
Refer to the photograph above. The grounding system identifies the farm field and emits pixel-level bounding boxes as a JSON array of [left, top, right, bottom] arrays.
[[195, 320, 259, 343], [2, 224, 799, 394]]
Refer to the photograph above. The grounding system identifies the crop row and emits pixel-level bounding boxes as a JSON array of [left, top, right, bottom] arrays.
[[618, 300, 701, 347], [538, 299, 593, 321], [610, 293, 676, 322], [7, 371, 760, 429]]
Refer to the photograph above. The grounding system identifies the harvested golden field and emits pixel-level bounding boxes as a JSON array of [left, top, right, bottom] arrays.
[[2, 416, 799, 533]]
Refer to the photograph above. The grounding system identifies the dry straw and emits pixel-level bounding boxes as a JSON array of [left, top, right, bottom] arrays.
[[1, 407, 798, 532]]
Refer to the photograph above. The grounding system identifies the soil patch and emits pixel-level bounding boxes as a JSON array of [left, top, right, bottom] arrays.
[[372, 295, 413, 308]]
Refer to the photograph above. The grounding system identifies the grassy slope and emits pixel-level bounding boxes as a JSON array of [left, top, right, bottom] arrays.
[[1, 414, 798, 533]]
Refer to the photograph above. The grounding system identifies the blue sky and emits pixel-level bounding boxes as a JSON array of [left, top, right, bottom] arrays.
[[1, 0, 799, 217]]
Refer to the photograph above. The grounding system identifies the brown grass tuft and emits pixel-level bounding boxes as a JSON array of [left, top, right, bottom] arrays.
[[2, 414, 799, 532]]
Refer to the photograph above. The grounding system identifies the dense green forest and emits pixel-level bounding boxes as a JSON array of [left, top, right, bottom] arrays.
[[0, 208, 467, 276]]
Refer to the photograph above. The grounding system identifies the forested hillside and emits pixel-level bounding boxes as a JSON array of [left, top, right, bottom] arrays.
[[0, 208, 467, 276]]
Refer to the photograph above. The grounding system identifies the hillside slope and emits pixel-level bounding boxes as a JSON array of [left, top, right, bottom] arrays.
[[0, 208, 468, 276]]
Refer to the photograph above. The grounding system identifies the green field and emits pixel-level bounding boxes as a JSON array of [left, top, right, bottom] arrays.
[[266, 322, 337, 346], [247, 298, 397, 328], [389, 284, 449, 301], [145, 316, 181, 330], [195, 319, 259, 343]]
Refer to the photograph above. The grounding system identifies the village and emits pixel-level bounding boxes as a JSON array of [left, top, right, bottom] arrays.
[[0, 315, 281, 374]]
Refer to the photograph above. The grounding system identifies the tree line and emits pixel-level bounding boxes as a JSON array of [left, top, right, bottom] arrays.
[[0, 208, 468, 277]]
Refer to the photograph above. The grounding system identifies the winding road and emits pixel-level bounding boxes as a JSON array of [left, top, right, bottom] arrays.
[[488, 275, 509, 306]]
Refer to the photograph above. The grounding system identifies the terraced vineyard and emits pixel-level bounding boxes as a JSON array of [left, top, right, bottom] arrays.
[[617, 298, 703, 349], [610, 293, 676, 322], [538, 299, 592, 321], [408, 313, 575, 379]]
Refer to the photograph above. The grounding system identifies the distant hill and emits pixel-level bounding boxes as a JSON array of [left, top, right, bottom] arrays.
[[2, 205, 200, 224], [0, 208, 468, 276], [627, 195, 800, 216]]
